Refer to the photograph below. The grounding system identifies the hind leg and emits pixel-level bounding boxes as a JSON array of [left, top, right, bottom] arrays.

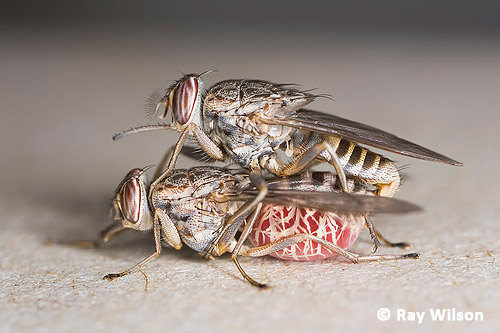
[[364, 216, 411, 253], [240, 233, 419, 262], [270, 141, 350, 193]]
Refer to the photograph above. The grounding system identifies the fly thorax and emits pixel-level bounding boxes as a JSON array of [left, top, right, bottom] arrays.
[[257, 120, 293, 139], [191, 179, 225, 198], [151, 172, 193, 208], [177, 211, 225, 253], [260, 155, 280, 172], [227, 200, 244, 216], [194, 199, 227, 217], [236, 116, 262, 136], [283, 135, 294, 157]]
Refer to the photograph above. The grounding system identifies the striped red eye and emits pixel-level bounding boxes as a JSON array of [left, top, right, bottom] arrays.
[[120, 177, 142, 224], [172, 75, 199, 125]]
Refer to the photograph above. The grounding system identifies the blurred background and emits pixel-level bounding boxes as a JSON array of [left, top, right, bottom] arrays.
[[1, 0, 498, 201], [1, 1, 499, 332]]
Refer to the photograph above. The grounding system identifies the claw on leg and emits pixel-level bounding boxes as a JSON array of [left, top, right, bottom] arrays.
[[232, 256, 268, 288], [374, 227, 411, 250], [364, 216, 383, 253]]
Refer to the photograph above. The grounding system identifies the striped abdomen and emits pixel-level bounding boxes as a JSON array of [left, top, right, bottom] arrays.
[[323, 135, 400, 197]]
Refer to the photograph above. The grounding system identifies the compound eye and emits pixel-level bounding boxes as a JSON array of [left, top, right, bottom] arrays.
[[120, 177, 142, 224], [172, 75, 199, 125]]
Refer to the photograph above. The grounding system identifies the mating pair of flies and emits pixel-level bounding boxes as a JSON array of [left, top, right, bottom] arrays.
[[89, 71, 462, 287]]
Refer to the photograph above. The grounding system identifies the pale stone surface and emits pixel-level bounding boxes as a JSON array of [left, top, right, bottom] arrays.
[[1, 25, 499, 333]]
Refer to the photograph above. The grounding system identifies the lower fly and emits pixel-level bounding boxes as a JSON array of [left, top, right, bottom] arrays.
[[86, 166, 419, 287]]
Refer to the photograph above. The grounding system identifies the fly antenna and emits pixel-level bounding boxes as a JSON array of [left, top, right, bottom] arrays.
[[199, 69, 217, 78], [112, 123, 173, 141], [139, 165, 155, 176]]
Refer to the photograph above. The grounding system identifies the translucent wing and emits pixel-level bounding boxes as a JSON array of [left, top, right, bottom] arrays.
[[237, 190, 421, 215], [261, 108, 462, 166]]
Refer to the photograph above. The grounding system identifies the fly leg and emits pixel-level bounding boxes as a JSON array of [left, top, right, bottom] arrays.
[[93, 222, 127, 246], [166, 123, 224, 173], [103, 208, 182, 281], [152, 145, 176, 180], [113, 124, 188, 179], [271, 144, 385, 251], [148, 128, 192, 196], [273, 141, 349, 193], [230, 202, 265, 288], [191, 124, 225, 161], [206, 170, 268, 287], [205, 169, 268, 258], [153, 124, 224, 188], [374, 226, 411, 250], [364, 216, 383, 253], [165, 128, 191, 172], [112, 122, 224, 176], [240, 234, 419, 263], [364, 216, 411, 251], [47, 222, 126, 248]]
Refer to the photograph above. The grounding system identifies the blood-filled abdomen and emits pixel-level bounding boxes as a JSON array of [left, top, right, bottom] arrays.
[[248, 204, 364, 261]]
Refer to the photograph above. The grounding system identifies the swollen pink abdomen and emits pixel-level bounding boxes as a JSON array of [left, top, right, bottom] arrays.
[[249, 204, 364, 261]]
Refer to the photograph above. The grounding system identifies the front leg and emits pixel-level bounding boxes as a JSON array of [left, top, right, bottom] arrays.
[[191, 123, 225, 161], [165, 128, 191, 172], [103, 208, 182, 280], [157, 208, 182, 250], [149, 128, 192, 197], [47, 222, 126, 248]]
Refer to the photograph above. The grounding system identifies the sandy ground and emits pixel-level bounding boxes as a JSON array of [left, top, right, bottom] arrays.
[[1, 20, 499, 333]]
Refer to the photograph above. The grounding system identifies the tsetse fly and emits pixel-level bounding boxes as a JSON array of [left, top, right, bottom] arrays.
[[99, 166, 420, 287], [114, 72, 462, 200], [113, 73, 461, 253]]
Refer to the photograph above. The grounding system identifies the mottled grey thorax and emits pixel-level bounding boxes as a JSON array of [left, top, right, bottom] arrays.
[[166, 201, 225, 253], [150, 167, 248, 253], [204, 111, 279, 168]]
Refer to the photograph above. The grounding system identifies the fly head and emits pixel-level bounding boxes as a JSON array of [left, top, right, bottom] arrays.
[[112, 168, 153, 231]]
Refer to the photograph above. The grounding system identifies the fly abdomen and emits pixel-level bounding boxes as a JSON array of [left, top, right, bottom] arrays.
[[358, 152, 400, 197], [325, 136, 400, 197]]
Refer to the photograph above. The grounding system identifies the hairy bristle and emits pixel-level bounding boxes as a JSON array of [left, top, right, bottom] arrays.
[[314, 93, 335, 102], [145, 90, 163, 120], [100, 197, 117, 224], [180, 146, 216, 163]]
